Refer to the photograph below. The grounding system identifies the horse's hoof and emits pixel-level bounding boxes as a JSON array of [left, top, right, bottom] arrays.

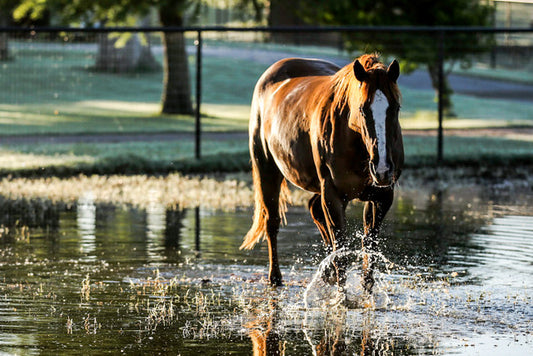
[[321, 265, 338, 286], [329, 287, 347, 307], [269, 276, 283, 287], [361, 276, 374, 294]]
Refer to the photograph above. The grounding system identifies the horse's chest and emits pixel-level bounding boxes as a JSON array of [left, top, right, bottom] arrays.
[[330, 171, 367, 200], [327, 151, 370, 200]]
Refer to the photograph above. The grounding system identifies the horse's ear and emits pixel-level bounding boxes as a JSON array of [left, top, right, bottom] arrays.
[[387, 59, 400, 83], [353, 60, 368, 83]]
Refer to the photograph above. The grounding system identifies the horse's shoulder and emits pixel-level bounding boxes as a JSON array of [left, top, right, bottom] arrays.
[[259, 58, 340, 88]]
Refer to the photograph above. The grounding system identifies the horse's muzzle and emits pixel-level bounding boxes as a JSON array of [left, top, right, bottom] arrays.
[[369, 162, 394, 187]]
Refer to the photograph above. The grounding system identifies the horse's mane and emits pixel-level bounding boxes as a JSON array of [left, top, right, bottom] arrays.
[[333, 54, 384, 108], [309, 54, 400, 142]]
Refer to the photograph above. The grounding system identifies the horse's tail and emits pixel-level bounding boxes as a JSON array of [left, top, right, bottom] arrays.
[[240, 164, 290, 250]]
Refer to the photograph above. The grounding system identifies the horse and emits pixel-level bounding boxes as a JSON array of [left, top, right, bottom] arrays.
[[241, 54, 403, 293]]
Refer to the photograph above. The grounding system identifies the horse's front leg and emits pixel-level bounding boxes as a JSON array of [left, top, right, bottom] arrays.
[[320, 177, 349, 286], [362, 189, 394, 293]]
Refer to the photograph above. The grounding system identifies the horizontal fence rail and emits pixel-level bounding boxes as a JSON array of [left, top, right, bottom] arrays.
[[0, 26, 532, 165], [1, 25, 533, 33]]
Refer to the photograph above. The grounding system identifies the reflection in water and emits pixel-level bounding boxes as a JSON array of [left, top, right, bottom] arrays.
[[246, 300, 283, 356], [0, 196, 60, 235], [195, 207, 200, 252], [0, 186, 532, 355], [303, 309, 347, 356], [164, 208, 185, 251], [245, 297, 400, 355], [470, 214, 533, 284], [146, 189, 167, 262], [77, 191, 96, 258]]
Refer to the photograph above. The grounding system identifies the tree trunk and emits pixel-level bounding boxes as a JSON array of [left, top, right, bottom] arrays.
[[159, 6, 193, 115], [159, 31, 193, 114], [427, 63, 456, 117], [0, 13, 9, 61]]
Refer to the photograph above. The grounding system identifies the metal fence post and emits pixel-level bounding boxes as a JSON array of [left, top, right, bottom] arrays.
[[437, 30, 445, 164], [195, 206, 201, 251], [195, 30, 202, 160]]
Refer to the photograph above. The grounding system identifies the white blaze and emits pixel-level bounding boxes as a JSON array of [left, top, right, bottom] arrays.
[[371, 90, 389, 174]]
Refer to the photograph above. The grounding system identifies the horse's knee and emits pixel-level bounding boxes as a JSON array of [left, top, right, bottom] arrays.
[[309, 194, 335, 246]]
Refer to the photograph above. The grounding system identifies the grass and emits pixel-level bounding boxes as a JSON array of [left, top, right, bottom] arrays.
[[404, 135, 533, 166], [1, 41, 532, 136], [0, 173, 260, 210], [453, 61, 533, 85], [1, 134, 532, 178], [0, 40, 532, 177], [0, 42, 256, 135], [0, 152, 531, 213]]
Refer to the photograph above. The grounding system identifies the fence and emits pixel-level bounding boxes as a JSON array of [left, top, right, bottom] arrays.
[[0, 26, 532, 170]]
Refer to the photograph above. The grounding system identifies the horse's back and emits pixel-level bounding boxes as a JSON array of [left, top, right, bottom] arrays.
[[249, 58, 340, 193], [256, 58, 340, 92]]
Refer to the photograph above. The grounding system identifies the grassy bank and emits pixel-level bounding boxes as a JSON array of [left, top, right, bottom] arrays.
[[1, 134, 532, 178]]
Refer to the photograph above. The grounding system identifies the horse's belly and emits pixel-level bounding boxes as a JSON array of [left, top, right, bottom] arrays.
[[278, 160, 320, 193], [268, 135, 320, 193]]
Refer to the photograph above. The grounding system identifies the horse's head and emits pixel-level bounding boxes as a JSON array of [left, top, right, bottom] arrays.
[[350, 56, 403, 187]]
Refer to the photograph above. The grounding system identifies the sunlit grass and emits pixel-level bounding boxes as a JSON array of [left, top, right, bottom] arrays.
[[0, 150, 95, 169], [0, 173, 259, 210], [404, 135, 533, 166], [399, 87, 533, 129]]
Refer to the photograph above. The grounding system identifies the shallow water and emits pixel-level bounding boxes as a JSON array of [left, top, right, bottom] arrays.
[[0, 185, 532, 355]]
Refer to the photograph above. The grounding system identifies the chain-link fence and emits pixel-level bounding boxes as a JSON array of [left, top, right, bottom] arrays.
[[0, 26, 532, 175]]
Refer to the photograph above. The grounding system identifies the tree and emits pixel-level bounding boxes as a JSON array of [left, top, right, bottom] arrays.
[[15, 0, 194, 115], [0, 0, 22, 61], [0, 9, 10, 61], [158, 1, 193, 114], [295, 0, 494, 116]]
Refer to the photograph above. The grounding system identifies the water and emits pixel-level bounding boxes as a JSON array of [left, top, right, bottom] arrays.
[[0, 185, 532, 355]]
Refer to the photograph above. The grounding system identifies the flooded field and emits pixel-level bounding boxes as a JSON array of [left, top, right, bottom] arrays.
[[0, 184, 532, 355]]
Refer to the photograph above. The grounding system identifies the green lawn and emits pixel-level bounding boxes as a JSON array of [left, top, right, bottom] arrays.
[[0, 40, 532, 176], [1, 41, 532, 135]]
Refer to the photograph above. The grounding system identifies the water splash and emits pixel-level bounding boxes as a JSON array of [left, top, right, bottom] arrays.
[[303, 244, 399, 310]]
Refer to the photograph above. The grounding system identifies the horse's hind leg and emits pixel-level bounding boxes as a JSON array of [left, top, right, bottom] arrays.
[[260, 168, 285, 286], [242, 139, 286, 286]]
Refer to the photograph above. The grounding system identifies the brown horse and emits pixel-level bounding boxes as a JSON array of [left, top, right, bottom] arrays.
[[241, 54, 403, 292]]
